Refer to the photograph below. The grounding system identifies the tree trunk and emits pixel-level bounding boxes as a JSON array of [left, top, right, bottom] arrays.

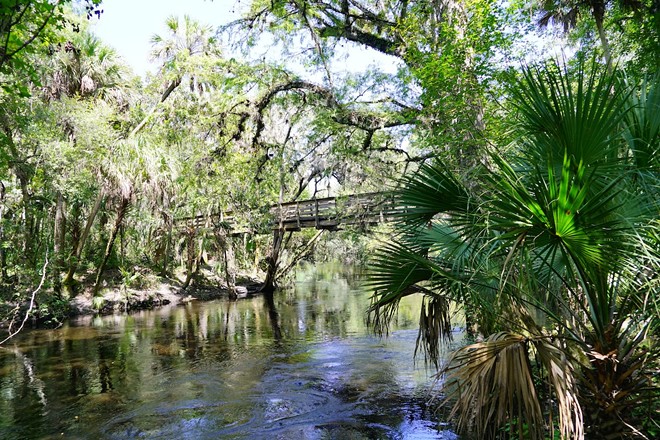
[[182, 226, 196, 289], [261, 228, 286, 295], [160, 209, 173, 277], [276, 229, 325, 282], [0, 182, 6, 282], [93, 195, 131, 295], [52, 191, 66, 294], [67, 203, 81, 262], [594, 13, 612, 67], [1, 123, 34, 260], [129, 77, 182, 137], [216, 226, 237, 299], [63, 189, 105, 289]]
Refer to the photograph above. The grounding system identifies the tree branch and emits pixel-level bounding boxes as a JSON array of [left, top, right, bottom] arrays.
[[0, 251, 48, 345], [3, 1, 60, 63], [319, 25, 401, 56], [237, 79, 417, 148]]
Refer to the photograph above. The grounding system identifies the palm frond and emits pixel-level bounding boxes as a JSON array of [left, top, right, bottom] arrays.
[[531, 338, 584, 440], [510, 60, 630, 167], [367, 240, 436, 332], [439, 332, 546, 440], [415, 295, 452, 367], [439, 331, 584, 440], [391, 162, 471, 229], [623, 73, 660, 171], [369, 59, 659, 439]]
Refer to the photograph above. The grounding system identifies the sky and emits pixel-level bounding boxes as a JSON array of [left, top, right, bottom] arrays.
[[91, 0, 244, 77], [89, 0, 571, 82], [90, 0, 400, 79]]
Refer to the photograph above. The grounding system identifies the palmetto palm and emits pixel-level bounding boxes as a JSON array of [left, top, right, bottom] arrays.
[[369, 62, 659, 439], [151, 15, 218, 64], [150, 15, 221, 100], [128, 15, 222, 138], [44, 31, 128, 102]]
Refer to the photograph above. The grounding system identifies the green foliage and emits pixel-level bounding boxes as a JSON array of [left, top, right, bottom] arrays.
[[369, 61, 659, 439], [520, 0, 659, 72], [312, 230, 371, 266], [0, 1, 656, 402], [35, 294, 71, 327], [0, 1, 104, 94]]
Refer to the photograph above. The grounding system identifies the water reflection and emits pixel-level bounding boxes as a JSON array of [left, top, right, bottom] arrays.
[[0, 264, 460, 439]]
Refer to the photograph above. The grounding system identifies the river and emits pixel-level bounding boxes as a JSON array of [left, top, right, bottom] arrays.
[[0, 264, 461, 439]]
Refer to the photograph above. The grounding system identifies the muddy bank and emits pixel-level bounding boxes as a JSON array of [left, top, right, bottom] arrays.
[[70, 276, 264, 316], [0, 268, 264, 331]]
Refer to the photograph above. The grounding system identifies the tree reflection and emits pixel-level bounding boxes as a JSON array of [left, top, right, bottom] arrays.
[[0, 266, 438, 440], [98, 341, 114, 393], [264, 292, 282, 342]]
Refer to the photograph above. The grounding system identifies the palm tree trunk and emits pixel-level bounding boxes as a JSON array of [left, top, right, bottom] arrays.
[[93, 195, 131, 295], [52, 191, 66, 294], [63, 189, 105, 288]]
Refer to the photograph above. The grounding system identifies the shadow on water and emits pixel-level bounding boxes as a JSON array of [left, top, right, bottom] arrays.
[[0, 264, 461, 439]]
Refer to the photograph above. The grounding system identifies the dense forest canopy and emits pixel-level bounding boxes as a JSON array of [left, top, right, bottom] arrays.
[[0, 0, 658, 438]]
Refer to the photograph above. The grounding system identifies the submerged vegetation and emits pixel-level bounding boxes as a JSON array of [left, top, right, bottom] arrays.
[[0, 0, 658, 438]]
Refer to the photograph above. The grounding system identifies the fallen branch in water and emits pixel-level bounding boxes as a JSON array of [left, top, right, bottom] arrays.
[[0, 252, 48, 345]]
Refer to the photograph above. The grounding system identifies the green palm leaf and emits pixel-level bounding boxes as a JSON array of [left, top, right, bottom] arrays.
[[390, 162, 471, 229], [369, 59, 659, 439]]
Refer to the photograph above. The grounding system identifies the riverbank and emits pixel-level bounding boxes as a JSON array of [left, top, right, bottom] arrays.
[[0, 266, 264, 331], [74, 267, 264, 315]]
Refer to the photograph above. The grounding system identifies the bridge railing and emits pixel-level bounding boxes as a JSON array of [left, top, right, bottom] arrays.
[[177, 191, 397, 232]]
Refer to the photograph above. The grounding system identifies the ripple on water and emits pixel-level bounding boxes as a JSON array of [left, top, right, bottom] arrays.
[[101, 400, 254, 439], [0, 265, 459, 440]]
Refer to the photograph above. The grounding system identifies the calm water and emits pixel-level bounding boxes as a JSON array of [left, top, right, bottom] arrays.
[[0, 265, 461, 439]]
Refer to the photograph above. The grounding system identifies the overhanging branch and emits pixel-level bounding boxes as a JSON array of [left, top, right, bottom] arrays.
[[235, 78, 417, 148]]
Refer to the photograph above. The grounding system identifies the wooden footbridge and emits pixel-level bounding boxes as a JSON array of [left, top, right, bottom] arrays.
[[179, 192, 395, 233]]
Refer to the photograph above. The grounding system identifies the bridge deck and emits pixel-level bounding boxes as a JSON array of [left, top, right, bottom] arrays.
[[178, 192, 395, 233]]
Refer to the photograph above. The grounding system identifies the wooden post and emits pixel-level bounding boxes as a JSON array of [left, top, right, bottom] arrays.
[[296, 202, 300, 229]]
